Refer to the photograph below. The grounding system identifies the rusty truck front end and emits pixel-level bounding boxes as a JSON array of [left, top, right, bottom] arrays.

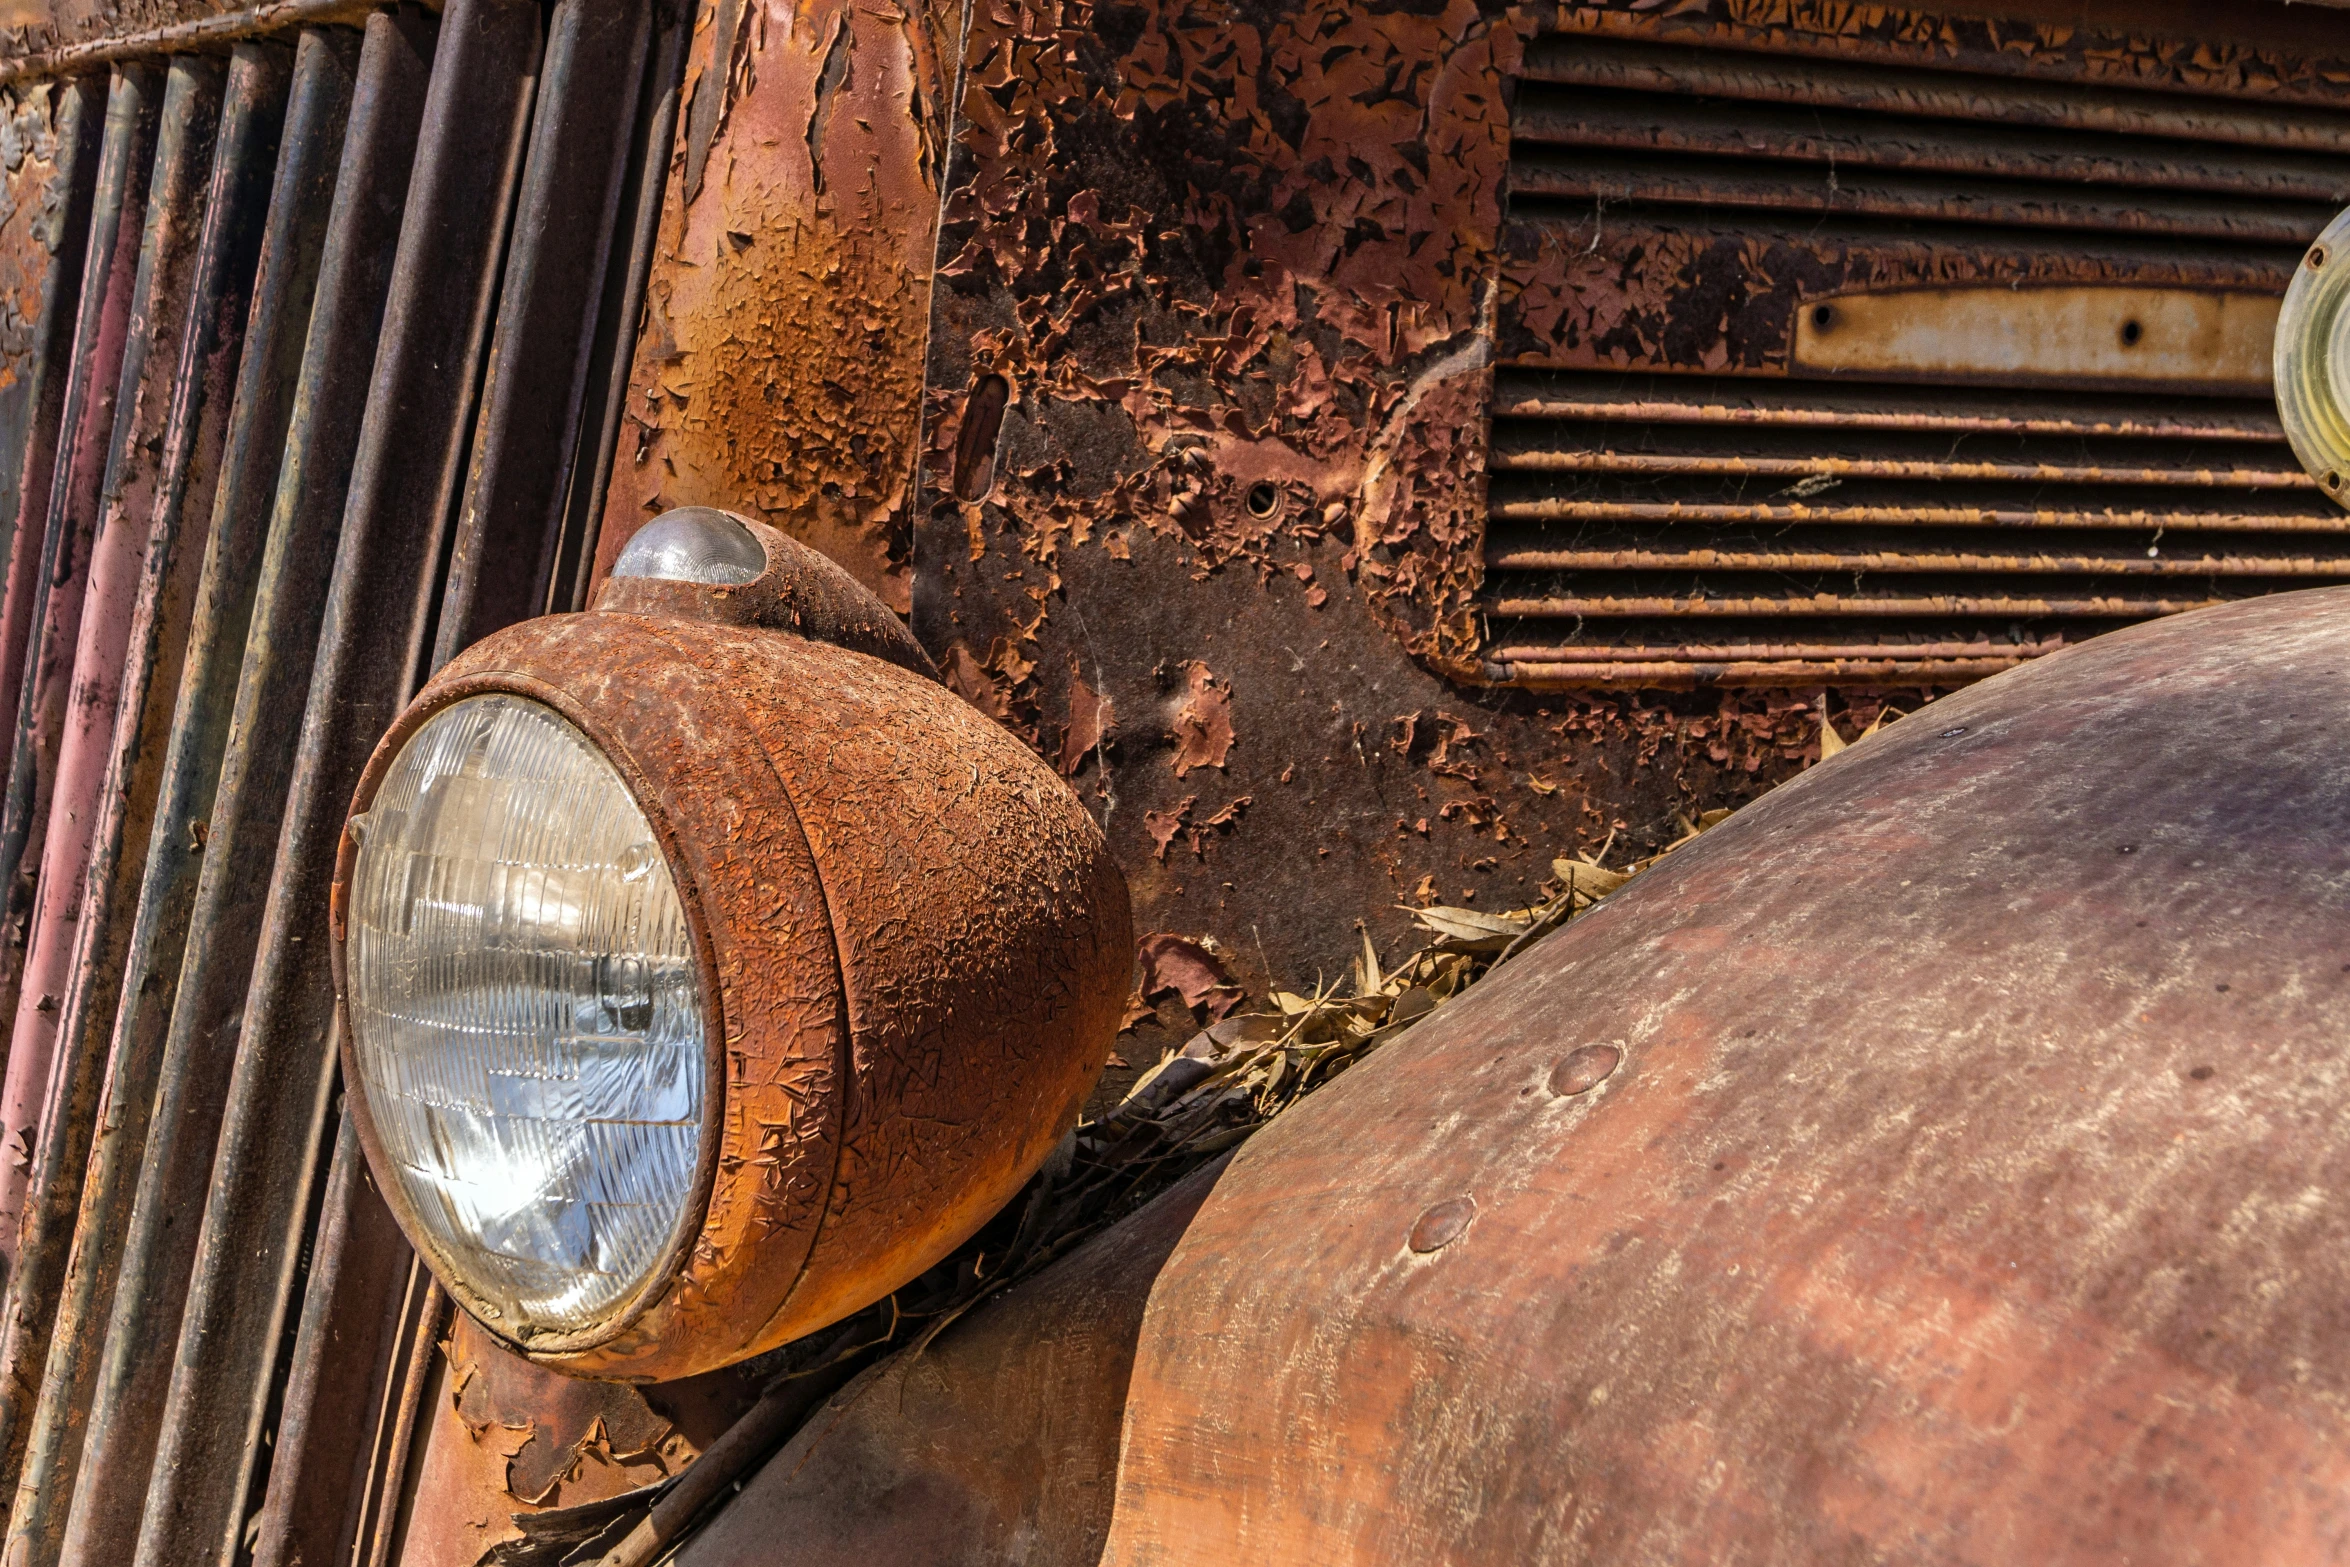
[[1, 0, 2349, 1562]]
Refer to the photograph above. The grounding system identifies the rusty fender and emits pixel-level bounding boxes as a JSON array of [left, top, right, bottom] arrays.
[[1093, 585, 2350, 1564]]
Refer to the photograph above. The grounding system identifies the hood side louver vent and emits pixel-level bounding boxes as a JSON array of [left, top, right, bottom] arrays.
[[1486, 30, 2350, 688]]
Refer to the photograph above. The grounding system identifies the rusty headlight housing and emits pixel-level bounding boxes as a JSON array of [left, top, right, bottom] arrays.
[[332, 511, 1131, 1380], [2277, 206, 2350, 502]]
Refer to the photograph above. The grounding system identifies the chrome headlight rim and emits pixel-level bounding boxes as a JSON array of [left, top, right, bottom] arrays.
[[2276, 207, 2350, 507], [332, 669, 730, 1360]]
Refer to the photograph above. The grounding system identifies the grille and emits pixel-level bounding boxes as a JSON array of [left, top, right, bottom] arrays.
[[0, 4, 682, 1566], [1486, 32, 2350, 688]]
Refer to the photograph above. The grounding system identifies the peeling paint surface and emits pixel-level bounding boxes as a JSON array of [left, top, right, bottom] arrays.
[[592, 0, 961, 612], [905, 0, 1864, 1051]]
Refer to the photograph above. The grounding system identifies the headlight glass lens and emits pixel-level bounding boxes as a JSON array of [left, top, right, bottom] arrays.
[[346, 694, 705, 1336]]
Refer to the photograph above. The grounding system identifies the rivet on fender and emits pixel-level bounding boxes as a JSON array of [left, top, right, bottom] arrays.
[[1550, 1044, 1622, 1097], [1408, 1197, 1476, 1254]]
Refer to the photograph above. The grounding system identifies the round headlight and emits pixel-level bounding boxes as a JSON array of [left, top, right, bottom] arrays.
[[343, 693, 709, 1336], [334, 515, 1130, 1379], [2276, 207, 2350, 503]]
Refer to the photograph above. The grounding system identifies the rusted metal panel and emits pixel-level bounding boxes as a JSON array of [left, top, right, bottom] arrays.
[[121, 0, 534, 1558], [882, 0, 1861, 1033], [0, 41, 287, 1550], [1788, 287, 2279, 389], [52, 15, 437, 1567], [393, 1315, 748, 1566], [0, 64, 159, 1062], [1100, 583, 2350, 1563], [590, 0, 963, 612], [429, 0, 652, 664], [672, 1160, 1226, 1567]]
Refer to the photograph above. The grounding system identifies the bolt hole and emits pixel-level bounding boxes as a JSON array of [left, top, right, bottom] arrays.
[[2314, 245, 2331, 271], [1244, 481, 1283, 520], [2329, 472, 2344, 493], [1810, 303, 1836, 331], [2119, 318, 2144, 348]]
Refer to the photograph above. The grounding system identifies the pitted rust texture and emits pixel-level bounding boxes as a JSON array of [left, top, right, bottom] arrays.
[[1103, 587, 2350, 1563], [1499, 0, 2350, 372], [676, 1160, 1226, 1567], [711, 615, 1130, 1341], [396, 1316, 755, 1567], [0, 84, 62, 487], [918, 0, 1529, 677], [347, 608, 1129, 1380], [591, 0, 959, 612]]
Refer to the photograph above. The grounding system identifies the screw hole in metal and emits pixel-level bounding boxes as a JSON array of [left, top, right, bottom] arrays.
[[1810, 303, 1836, 331], [1244, 481, 1283, 520], [2119, 318, 2144, 348], [2314, 245, 2330, 271]]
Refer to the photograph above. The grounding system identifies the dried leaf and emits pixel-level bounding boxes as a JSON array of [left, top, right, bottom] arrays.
[[1819, 710, 1848, 760]]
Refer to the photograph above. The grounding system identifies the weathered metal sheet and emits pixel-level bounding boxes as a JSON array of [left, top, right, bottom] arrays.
[[1102, 584, 2350, 1563], [394, 1315, 751, 1566], [889, 0, 1731, 1049], [590, 0, 962, 612], [53, 16, 436, 1567], [675, 1160, 1225, 1567]]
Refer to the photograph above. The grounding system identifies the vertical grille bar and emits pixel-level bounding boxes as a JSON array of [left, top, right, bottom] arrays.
[[549, 0, 693, 618], [0, 42, 296, 1563], [430, 0, 650, 664], [127, 0, 542, 1557], [51, 15, 435, 1567], [0, 52, 227, 1272], [0, 78, 106, 748], [0, 67, 161, 1064], [16, 28, 359, 1566]]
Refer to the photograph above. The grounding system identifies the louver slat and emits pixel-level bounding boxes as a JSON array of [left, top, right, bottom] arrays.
[[1486, 33, 2350, 688]]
